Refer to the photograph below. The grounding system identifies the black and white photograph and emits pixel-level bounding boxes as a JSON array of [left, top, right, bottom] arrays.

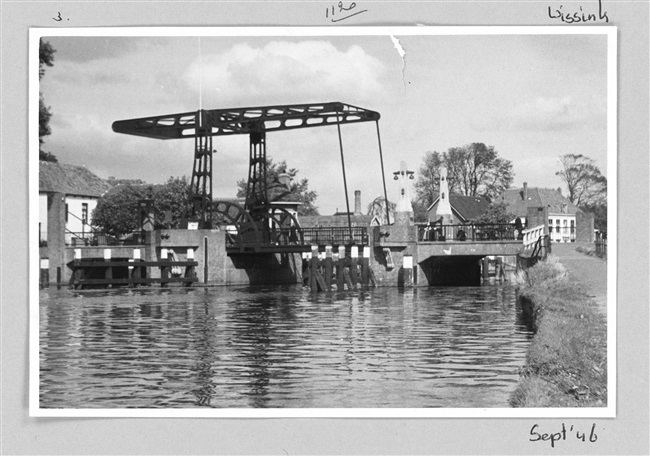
[[31, 26, 616, 417]]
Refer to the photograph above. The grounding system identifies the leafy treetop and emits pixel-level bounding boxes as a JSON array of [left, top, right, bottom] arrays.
[[236, 158, 319, 216]]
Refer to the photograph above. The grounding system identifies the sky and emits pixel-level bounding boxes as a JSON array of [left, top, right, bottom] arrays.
[[39, 30, 609, 215]]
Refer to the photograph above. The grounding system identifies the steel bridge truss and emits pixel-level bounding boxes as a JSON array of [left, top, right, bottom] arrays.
[[113, 102, 388, 248]]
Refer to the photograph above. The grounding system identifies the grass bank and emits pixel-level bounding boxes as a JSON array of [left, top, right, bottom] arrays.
[[509, 256, 607, 407]]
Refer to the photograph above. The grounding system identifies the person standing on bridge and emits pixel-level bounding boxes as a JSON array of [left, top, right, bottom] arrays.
[[514, 217, 524, 240]]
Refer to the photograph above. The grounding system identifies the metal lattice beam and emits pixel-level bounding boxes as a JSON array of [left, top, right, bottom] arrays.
[[111, 102, 380, 139]]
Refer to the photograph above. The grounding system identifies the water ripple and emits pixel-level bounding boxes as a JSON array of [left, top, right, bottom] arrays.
[[40, 285, 532, 408]]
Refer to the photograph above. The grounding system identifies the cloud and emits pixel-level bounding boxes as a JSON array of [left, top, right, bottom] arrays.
[[183, 40, 385, 105], [471, 96, 606, 132]]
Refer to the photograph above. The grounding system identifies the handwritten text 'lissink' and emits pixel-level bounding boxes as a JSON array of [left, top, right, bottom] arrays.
[[548, 0, 609, 23]]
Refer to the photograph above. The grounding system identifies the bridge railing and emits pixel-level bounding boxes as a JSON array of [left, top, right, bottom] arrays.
[[301, 226, 369, 246], [65, 230, 145, 247], [224, 225, 369, 250], [417, 223, 517, 242], [521, 225, 546, 250]]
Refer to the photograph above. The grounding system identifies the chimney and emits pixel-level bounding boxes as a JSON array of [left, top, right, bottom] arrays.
[[557, 187, 562, 195], [523, 182, 528, 201], [354, 190, 362, 215]]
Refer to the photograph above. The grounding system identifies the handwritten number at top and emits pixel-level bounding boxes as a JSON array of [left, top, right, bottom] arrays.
[[326, 2, 368, 23], [52, 12, 69, 22]]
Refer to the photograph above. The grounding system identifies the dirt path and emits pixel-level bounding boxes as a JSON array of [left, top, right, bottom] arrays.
[[551, 242, 608, 315]]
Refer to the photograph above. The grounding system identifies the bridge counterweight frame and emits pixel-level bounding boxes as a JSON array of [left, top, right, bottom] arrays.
[[112, 102, 385, 241]]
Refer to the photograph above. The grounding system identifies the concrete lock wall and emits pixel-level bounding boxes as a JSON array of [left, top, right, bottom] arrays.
[[47, 192, 67, 286], [368, 223, 430, 287], [52, 229, 301, 287], [369, 244, 418, 287], [159, 229, 301, 286]]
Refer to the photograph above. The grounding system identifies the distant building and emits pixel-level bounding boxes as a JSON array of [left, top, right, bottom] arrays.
[[497, 182, 584, 243], [39, 161, 112, 246], [426, 194, 491, 224]]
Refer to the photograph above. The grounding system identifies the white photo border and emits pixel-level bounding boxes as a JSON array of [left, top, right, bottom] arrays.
[[29, 25, 617, 419]]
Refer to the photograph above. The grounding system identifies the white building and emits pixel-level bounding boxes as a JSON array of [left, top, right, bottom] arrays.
[[497, 182, 581, 243], [39, 161, 111, 246]]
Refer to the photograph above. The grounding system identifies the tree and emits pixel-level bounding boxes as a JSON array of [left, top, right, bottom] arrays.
[[411, 199, 429, 223], [151, 176, 193, 229], [236, 158, 319, 216], [367, 196, 396, 225], [91, 177, 191, 236], [39, 40, 57, 162], [414, 143, 513, 206], [472, 200, 515, 225], [414, 151, 444, 208], [444, 143, 513, 201], [556, 154, 607, 231], [556, 154, 607, 207]]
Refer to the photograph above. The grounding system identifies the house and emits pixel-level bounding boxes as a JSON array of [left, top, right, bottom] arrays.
[[39, 161, 112, 246], [497, 182, 587, 243], [426, 194, 491, 224]]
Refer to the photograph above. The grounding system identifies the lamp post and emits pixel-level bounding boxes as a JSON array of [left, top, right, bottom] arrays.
[[393, 161, 414, 221]]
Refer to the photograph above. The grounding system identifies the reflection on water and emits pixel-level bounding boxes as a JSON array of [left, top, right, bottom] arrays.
[[39, 285, 532, 408]]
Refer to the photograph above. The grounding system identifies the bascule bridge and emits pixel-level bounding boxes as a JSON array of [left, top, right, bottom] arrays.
[[61, 102, 549, 289], [112, 102, 390, 254]]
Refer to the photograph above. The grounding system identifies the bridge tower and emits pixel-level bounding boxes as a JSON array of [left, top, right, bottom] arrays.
[[437, 166, 454, 225], [393, 161, 414, 224]]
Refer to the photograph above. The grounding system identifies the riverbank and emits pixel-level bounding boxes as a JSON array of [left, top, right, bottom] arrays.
[[509, 254, 608, 407]]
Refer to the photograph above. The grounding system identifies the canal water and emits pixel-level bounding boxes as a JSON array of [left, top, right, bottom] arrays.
[[39, 284, 533, 409]]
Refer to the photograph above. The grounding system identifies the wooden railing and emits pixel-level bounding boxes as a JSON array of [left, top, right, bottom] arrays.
[[516, 234, 551, 270], [522, 225, 546, 250]]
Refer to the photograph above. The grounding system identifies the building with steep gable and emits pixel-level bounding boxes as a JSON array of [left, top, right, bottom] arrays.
[[426, 194, 491, 224], [39, 161, 112, 246], [497, 182, 592, 243]]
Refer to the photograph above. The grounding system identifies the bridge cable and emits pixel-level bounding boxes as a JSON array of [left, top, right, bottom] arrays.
[[335, 111, 354, 243], [375, 120, 390, 225]]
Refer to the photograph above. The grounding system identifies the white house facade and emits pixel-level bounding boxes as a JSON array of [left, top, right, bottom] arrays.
[[39, 161, 112, 246]]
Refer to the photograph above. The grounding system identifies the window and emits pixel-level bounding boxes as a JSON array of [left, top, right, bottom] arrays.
[[65, 204, 68, 222], [548, 219, 553, 226], [82, 203, 88, 224]]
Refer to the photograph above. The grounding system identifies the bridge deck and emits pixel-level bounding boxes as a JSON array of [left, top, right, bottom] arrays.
[[416, 240, 523, 259]]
